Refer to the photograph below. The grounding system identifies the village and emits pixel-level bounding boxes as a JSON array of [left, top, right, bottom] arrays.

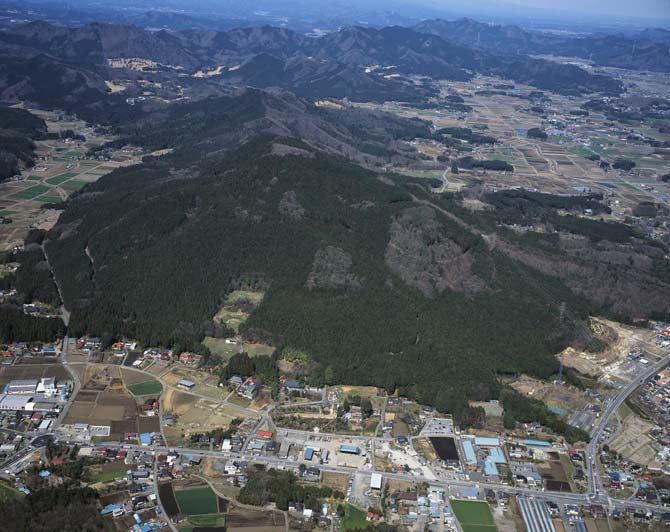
[[1, 316, 670, 532]]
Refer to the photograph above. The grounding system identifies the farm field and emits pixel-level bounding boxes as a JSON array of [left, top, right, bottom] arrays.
[[158, 482, 180, 517], [35, 195, 64, 203], [12, 185, 50, 199], [226, 506, 284, 531], [120, 368, 154, 385], [357, 75, 670, 223], [0, 107, 140, 251], [0, 364, 70, 388], [63, 365, 142, 438], [451, 500, 497, 532], [127, 380, 162, 396], [46, 174, 74, 185], [62, 179, 90, 190], [174, 487, 218, 515]]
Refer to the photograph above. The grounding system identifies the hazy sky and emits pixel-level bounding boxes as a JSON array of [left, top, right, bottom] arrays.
[[429, 0, 670, 19]]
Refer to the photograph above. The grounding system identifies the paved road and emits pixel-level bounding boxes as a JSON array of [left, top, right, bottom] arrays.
[[585, 353, 669, 498], [74, 439, 660, 514], [55, 335, 80, 430]]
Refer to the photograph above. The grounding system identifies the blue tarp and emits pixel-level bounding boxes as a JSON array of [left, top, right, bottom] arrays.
[[524, 439, 551, 447]]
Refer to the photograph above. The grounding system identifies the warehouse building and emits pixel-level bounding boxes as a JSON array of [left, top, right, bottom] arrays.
[[5, 379, 38, 395], [370, 473, 383, 490], [518, 497, 555, 532], [177, 379, 195, 391], [0, 394, 33, 411], [339, 444, 360, 455]]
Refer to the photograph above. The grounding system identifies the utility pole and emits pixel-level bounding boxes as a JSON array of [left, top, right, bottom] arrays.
[[557, 302, 566, 385]]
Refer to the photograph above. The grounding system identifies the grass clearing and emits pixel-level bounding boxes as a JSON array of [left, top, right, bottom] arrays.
[[90, 469, 126, 483], [340, 504, 369, 531], [63, 180, 90, 189], [12, 185, 50, 199], [226, 290, 264, 304], [618, 401, 634, 421], [175, 487, 218, 515], [188, 513, 225, 527], [451, 500, 496, 532], [127, 380, 163, 396], [0, 482, 20, 501]]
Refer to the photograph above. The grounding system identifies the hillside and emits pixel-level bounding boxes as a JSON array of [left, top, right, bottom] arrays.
[[40, 90, 670, 419], [100, 89, 435, 166], [414, 18, 670, 73], [0, 106, 47, 182]]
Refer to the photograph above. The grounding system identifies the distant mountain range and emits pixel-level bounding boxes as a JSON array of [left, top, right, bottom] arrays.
[[0, 20, 623, 115], [414, 18, 670, 72]]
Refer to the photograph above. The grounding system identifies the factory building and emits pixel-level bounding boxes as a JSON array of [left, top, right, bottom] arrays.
[[5, 379, 38, 395]]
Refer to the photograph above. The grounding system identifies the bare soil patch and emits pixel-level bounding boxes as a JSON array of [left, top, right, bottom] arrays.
[[227, 507, 285, 529], [121, 368, 153, 386], [0, 365, 70, 387]]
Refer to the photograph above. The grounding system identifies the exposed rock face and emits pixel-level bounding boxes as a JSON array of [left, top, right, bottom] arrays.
[[385, 206, 486, 297], [278, 190, 305, 219], [306, 246, 362, 290], [271, 142, 314, 158]]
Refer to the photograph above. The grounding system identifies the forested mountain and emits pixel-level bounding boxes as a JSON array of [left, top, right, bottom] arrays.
[[0, 19, 622, 116], [103, 89, 435, 167], [40, 89, 670, 418], [414, 18, 670, 73], [0, 107, 46, 181]]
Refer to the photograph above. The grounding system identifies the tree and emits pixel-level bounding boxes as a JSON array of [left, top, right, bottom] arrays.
[[613, 159, 635, 171], [324, 365, 334, 384], [503, 411, 516, 430], [361, 399, 373, 418], [527, 128, 548, 141]]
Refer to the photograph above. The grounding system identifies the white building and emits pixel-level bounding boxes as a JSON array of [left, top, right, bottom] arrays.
[[370, 473, 383, 490], [0, 394, 33, 411], [36, 378, 58, 398]]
